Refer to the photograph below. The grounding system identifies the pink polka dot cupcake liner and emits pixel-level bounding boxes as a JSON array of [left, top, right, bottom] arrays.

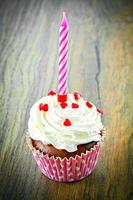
[[26, 135, 104, 182]]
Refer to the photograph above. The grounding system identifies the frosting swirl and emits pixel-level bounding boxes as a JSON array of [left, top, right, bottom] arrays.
[[28, 93, 103, 152]]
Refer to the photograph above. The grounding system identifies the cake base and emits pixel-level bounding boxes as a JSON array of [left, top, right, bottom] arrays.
[[32, 139, 97, 159], [26, 130, 105, 182]]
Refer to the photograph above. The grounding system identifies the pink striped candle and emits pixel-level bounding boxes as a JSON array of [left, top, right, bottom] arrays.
[[58, 12, 69, 99]]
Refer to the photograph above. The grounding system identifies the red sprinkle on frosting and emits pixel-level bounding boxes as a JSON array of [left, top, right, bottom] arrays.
[[58, 94, 67, 102], [73, 92, 80, 100], [60, 102, 68, 109], [63, 119, 71, 126], [97, 108, 103, 115], [39, 103, 48, 111], [72, 103, 79, 109], [48, 90, 56, 96], [86, 101, 92, 108]]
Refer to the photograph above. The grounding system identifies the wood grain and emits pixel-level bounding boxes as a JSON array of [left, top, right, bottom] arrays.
[[0, 0, 133, 199]]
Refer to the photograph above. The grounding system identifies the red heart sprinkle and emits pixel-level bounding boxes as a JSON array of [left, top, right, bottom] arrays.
[[72, 103, 79, 109], [42, 104, 48, 111], [86, 101, 92, 108], [48, 90, 56, 96], [39, 103, 48, 111], [58, 95, 67, 102], [73, 92, 79, 100], [63, 119, 71, 126], [60, 102, 68, 109], [97, 108, 103, 115]]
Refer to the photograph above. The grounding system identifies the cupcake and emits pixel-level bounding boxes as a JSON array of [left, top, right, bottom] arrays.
[[26, 91, 105, 182]]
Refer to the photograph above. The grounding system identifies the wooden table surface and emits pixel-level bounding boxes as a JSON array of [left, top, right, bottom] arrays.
[[0, 0, 133, 199]]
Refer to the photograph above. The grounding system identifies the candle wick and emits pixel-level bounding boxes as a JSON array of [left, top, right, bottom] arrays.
[[63, 12, 66, 17]]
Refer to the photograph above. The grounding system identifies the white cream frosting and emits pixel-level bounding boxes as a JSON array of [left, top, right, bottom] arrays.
[[28, 93, 104, 152]]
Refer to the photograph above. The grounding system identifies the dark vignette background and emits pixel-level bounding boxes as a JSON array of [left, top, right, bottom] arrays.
[[0, 0, 133, 200]]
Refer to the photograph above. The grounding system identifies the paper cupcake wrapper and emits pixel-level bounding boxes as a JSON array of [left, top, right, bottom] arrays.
[[26, 134, 105, 182]]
